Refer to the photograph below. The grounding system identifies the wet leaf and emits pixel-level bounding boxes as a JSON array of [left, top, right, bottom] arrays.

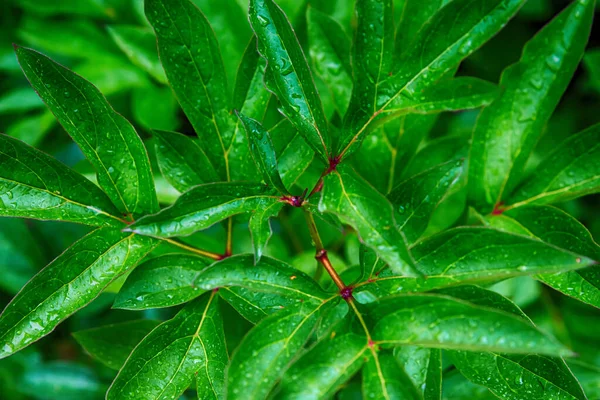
[[15, 46, 159, 217], [0, 228, 157, 359]]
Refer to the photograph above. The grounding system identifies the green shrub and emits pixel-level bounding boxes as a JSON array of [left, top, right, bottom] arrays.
[[1, 0, 599, 398]]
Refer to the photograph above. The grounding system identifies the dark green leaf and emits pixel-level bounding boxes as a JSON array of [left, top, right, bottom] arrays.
[[306, 7, 352, 115], [248, 200, 284, 262], [107, 25, 167, 83], [484, 205, 600, 308], [153, 129, 219, 193], [237, 113, 289, 194], [369, 292, 568, 354], [249, 0, 331, 163], [277, 333, 368, 399], [127, 182, 280, 238], [468, 0, 595, 212], [384, 77, 498, 114], [354, 114, 439, 194], [389, 160, 464, 244], [394, 0, 448, 56], [0, 133, 123, 227], [113, 254, 209, 310], [363, 352, 422, 400], [0, 228, 157, 359], [271, 119, 315, 188], [194, 254, 329, 302], [395, 346, 442, 400], [219, 286, 297, 324], [354, 227, 593, 300], [452, 353, 586, 400], [226, 301, 327, 399], [319, 165, 419, 277], [72, 320, 161, 370], [0, 219, 43, 295], [107, 293, 227, 400], [508, 123, 600, 207], [15, 46, 158, 217], [339, 0, 525, 159], [146, 0, 233, 180]]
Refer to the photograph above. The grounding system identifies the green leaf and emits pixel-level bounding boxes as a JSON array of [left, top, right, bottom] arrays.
[[249, 0, 331, 163], [483, 205, 600, 308], [248, 200, 284, 262], [508, 123, 600, 207], [0, 134, 122, 227], [394, 0, 449, 57], [127, 182, 280, 238], [230, 37, 271, 182], [72, 320, 161, 370], [20, 362, 106, 400], [369, 292, 568, 355], [452, 353, 586, 400], [107, 25, 167, 83], [353, 114, 439, 194], [145, 0, 233, 180], [237, 113, 288, 194], [363, 352, 422, 400], [468, 0, 595, 212], [389, 160, 464, 244], [0, 87, 44, 114], [277, 333, 368, 399], [344, 0, 394, 150], [15, 46, 159, 217], [131, 85, 180, 131], [339, 0, 525, 159], [306, 7, 352, 115], [219, 286, 297, 324], [402, 135, 468, 179], [270, 119, 315, 188], [107, 292, 227, 400], [394, 346, 442, 400], [194, 254, 329, 302], [113, 254, 209, 310], [354, 226, 594, 300], [226, 301, 327, 399], [319, 165, 419, 277], [0, 228, 157, 359], [153, 129, 219, 193]]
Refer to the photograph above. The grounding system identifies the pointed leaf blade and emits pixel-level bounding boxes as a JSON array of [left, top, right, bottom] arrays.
[[0, 134, 123, 226], [107, 293, 227, 400], [0, 228, 157, 359], [319, 165, 419, 277], [249, 0, 331, 162], [145, 0, 232, 180], [468, 0, 595, 212], [15, 46, 158, 217]]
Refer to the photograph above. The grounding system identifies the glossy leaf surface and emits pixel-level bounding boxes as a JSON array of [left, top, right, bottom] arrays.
[[0, 228, 157, 359], [0, 134, 122, 226], [114, 254, 209, 310], [128, 182, 280, 238], [249, 0, 331, 162], [16, 46, 159, 217], [107, 293, 226, 400], [468, 0, 595, 212], [320, 165, 419, 277]]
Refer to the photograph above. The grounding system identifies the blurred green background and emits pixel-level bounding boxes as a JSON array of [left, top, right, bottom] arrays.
[[0, 0, 599, 398]]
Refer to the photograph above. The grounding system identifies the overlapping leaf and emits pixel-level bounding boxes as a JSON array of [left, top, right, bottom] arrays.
[[468, 0, 595, 212], [0, 228, 157, 359], [319, 165, 419, 277], [107, 293, 227, 400], [249, 0, 331, 163], [508, 123, 600, 207], [127, 182, 280, 237], [484, 205, 600, 308], [0, 134, 122, 226], [15, 46, 158, 217]]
